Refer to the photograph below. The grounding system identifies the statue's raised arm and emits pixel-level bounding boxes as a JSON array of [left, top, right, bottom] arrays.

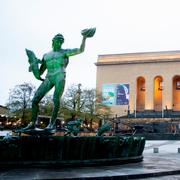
[[65, 28, 96, 57]]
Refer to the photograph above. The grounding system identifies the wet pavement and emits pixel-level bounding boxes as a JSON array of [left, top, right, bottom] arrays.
[[1, 140, 180, 179]]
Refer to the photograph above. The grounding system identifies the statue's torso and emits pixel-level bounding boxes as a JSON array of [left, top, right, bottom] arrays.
[[43, 50, 68, 78]]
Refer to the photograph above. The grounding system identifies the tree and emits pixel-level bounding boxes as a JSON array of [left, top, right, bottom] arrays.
[[95, 90, 112, 118], [7, 82, 35, 124], [62, 84, 86, 114], [39, 94, 53, 116], [81, 88, 97, 128], [62, 84, 111, 128], [82, 89, 112, 128]]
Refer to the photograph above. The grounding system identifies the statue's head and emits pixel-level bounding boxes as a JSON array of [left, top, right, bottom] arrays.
[[52, 33, 64, 51]]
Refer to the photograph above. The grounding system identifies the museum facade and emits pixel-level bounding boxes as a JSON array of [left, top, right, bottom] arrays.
[[96, 51, 180, 116]]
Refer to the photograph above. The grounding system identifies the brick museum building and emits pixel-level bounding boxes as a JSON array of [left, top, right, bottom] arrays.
[[96, 50, 180, 117]]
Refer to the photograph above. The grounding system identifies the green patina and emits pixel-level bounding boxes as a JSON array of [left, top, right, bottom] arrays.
[[64, 118, 83, 136], [0, 136, 145, 166], [24, 28, 96, 131]]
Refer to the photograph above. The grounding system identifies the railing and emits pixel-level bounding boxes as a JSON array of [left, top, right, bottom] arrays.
[[121, 109, 180, 118]]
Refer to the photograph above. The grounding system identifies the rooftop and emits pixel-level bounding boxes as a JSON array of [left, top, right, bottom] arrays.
[[96, 50, 180, 65]]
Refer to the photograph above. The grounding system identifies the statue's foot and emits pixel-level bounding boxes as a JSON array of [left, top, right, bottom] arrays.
[[23, 123, 35, 131]]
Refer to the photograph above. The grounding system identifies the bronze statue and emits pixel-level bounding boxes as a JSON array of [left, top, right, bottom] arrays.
[[64, 118, 83, 136], [96, 123, 112, 136], [24, 28, 96, 131]]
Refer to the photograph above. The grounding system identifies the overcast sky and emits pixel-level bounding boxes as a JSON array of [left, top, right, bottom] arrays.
[[1, 0, 180, 106]]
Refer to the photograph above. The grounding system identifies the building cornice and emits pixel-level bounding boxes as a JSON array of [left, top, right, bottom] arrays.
[[96, 50, 180, 66], [95, 58, 180, 66]]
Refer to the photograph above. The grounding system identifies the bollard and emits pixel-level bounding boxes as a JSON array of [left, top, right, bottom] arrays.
[[178, 148, 180, 153], [153, 147, 159, 153]]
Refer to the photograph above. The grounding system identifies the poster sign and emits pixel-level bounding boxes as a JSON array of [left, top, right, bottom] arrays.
[[116, 84, 129, 105], [102, 84, 116, 106], [102, 83, 129, 106]]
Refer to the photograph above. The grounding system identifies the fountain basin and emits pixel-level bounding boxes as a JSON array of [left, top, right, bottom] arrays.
[[0, 135, 145, 167]]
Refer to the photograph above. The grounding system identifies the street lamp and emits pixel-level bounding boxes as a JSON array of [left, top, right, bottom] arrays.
[[161, 81, 164, 118], [77, 83, 82, 114]]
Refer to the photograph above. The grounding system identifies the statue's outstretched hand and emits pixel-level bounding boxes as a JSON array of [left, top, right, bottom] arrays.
[[81, 28, 96, 38]]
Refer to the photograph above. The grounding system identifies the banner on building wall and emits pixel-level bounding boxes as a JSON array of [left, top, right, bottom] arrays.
[[102, 83, 129, 106], [102, 84, 116, 106], [116, 84, 129, 105]]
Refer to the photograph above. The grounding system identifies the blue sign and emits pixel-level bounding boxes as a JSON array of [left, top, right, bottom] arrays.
[[116, 84, 129, 105]]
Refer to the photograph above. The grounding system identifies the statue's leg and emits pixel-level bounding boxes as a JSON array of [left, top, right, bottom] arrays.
[[24, 79, 53, 130], [46, 80, 65, 129]]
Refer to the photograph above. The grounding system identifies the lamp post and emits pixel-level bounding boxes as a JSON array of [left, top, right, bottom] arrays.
[[161, 81, 164, 118], [134, 93, 137, 118], [77, 83, 82, 114]]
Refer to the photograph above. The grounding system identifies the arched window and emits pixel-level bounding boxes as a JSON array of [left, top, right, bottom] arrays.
[[172, 75, 180, 111], [136, 76, 145, 111], [154, 76, 163, 111]]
